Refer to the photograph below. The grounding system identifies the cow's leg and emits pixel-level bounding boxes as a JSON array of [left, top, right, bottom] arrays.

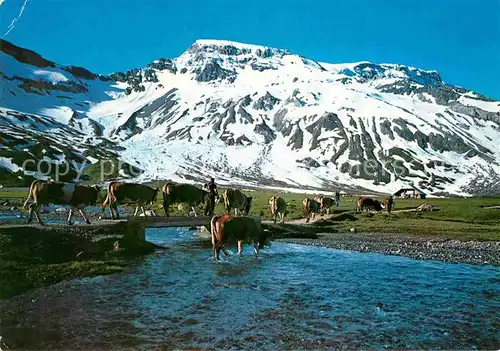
[[273, 213, 277, 224], [191, 206, 197, 217], [141, 206, 146, 216], [214, 245, 221, 260], [133, 206, 139, 217], [31, 203, 44, 226], [100, 196, 108, 219], [27, 202, 36, 224], [237, 240, 243, 255], [163, 195, 171, 217], [253, 243, 259, 257], [79, 208, 91, 224], [113, 204, 121, 219], [221, 246, 230, 256], [67, 207, 74, 225], [34, 209, 44, 226], [109, 202, 116, 219]]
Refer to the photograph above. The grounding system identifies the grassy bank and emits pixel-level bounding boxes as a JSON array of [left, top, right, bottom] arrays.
[[0, 222, 158, 299]]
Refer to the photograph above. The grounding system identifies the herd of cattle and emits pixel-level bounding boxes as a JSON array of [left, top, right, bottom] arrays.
[[19, 180, 393, 259], [21, 180, 394, 225]]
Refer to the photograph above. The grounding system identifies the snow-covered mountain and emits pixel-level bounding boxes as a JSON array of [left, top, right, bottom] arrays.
[[1, 38, 499, 195]]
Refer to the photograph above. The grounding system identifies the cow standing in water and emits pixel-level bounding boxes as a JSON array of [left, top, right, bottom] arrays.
[[268, 196, 287, 223], [22, 180, 101, 225], [210, 214, 270, 260], [101, 182, 159, 219], [162, 182, 209, 217], [222, 189, 253, 216]]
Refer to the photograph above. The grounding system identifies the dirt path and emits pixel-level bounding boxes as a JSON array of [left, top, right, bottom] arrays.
[[262, 214, 336, 225]]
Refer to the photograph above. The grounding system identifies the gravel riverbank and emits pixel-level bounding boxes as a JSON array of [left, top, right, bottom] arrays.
[[278, 233, 500, 266]]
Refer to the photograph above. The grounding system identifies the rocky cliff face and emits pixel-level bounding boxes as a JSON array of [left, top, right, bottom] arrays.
[[1, 38, 499, 195]]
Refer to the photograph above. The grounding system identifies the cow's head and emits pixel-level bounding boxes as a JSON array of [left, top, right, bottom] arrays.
[[374, 200, 383, 211], [244, 196, 253, 215]]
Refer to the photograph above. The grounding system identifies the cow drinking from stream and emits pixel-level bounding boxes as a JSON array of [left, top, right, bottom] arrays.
[[22, 180, 101, 225], [210, 214, 270, 260]]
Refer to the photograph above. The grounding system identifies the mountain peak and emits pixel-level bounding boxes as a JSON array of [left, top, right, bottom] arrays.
[[186, 39, 290, 58]]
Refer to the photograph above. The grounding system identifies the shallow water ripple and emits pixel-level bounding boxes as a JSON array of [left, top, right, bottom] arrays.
[[0, 227, 498, 350]]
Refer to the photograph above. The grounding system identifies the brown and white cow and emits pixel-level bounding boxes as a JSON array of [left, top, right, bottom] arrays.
[[356, 197, 383, 213], [302, 197, 321, 223], [162, 182, 209, 217], [313, 195, 335, 214], [22, 180, 101, 225], [101, 182, 159, 219], [268, 196, 287, 223], [210, 214, 270, 260], [222, 189, 252, 216]]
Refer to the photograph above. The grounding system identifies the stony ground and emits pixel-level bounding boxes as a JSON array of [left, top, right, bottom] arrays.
[[278, 233, 500, 266]]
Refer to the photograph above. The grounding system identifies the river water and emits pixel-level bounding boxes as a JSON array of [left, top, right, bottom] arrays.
[[0, 227, 498, 350]]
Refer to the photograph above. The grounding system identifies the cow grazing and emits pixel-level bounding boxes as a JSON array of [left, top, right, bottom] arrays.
[[356, 197, 383, 213], [101, 182, 159, 219], [302, 197, 321, 223], [268, 196, 287, 223], [22, 180, 100, 225], [162, 182, 209, 217], [210, 214, 270, 260], [313, 195, 335, 214], [222, 189, 252, 216]]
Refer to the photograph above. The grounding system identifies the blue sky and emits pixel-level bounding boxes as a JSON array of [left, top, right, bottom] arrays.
[[1, 0, 499, 99]]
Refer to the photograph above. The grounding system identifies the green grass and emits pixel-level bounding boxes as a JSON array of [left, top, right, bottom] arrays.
[[151, 188, 500, 241], [0, 188, 29, 199], [2, 186, 499, 241]]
